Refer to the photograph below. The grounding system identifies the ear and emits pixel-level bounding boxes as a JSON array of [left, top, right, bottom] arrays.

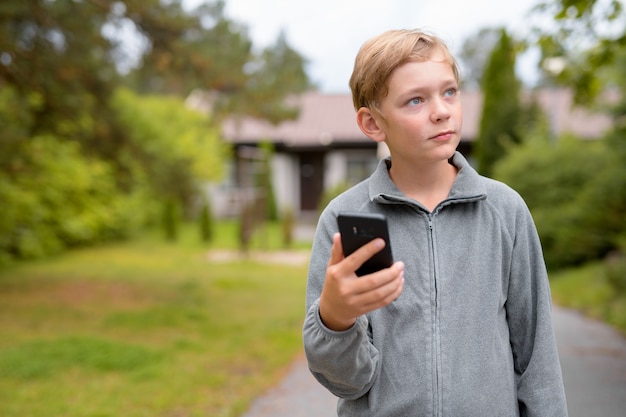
[[356, 107, 386, 143]]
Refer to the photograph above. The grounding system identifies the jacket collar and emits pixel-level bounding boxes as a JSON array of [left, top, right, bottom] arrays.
[[369, 151, 487, 209]]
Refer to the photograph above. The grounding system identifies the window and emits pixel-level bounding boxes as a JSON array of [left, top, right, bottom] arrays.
[[346, 153, 378, 185]]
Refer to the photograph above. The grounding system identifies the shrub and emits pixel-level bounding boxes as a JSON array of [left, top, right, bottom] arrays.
[[162, 199, 180, 242], [493, 135, 625, 269], [605, 235, 626, 297], [0, 136, 153, 262], [112, 88, 227, 211]]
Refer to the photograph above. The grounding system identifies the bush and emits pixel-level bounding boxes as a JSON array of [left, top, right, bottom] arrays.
[[112, 88, 227, 211], [162, 199, 180, 242], [606, 235, 626, 297], [0, 136, 153, 262], [0, 88, 228, 263], [493, 135, 625, 269], [606, 253, 626, 296]]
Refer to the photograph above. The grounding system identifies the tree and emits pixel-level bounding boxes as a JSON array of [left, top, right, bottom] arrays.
[[475, 28, 523, 176], [0, 0, 313, 165], [239, 31, 313, 123], [124, 0, 253, 97], [531, 0, 626, 188], [123, 2, 313, 121], [0, 0, 120, 150], [531, 0, 626, 104], [258, 141, 278, 221], [492, 0, 626, 269], [111, 88, 226, 205], [0, 0, 314, 261], [531, 0, 626, 171], [457, 27, 501, 89]]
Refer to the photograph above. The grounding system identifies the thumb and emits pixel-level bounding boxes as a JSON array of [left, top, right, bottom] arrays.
[[327, 233, 345, 267]]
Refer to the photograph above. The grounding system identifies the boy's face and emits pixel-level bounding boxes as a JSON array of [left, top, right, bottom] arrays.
[[371, 50, 462, 165]]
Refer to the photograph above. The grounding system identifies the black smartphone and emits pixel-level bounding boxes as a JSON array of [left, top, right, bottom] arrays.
[[337, 212, 393, 276]]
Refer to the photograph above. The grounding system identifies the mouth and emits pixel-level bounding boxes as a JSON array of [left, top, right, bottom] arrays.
[[430, 130, 454, 141]]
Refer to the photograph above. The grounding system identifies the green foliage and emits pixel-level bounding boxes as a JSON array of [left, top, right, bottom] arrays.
[[516, 0, 626, 271], [524, 0, 626, 275], [551, 261, 626, 334], [0, 0, 315, 265], [235, 32, 313, 123], [0, 86, 36, 166], [493, 135, 626, 269], [532, 0, 626, 105], [0, 0, 312, 128], [122, 1, 312, 120], [606, 252, 626, 296], [112, 88, 226, 203], [199, 198, 214, 243], [259, 141, 278, 221], [0, 0, 118, 142], [457, 27, 502, 89], [0, 86, 228, 262], [475, 29, 523, 176], [162, 199, 180, 242], [0, 136, 152, 262]]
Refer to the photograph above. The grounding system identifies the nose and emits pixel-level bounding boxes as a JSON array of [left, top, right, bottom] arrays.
[[430, 97, 451, 122]]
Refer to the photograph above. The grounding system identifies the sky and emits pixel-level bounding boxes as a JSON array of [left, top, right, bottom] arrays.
[[186, 0, 548, 92]]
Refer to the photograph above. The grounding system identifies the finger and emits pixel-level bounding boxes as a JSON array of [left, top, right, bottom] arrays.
[[341, 237, 386, 274], [351, 260, 404, 294], [362, 282, 403, 311], [360, 264, 405, 309]]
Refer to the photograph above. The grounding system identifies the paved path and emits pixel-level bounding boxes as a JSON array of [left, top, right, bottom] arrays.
[[241, 306, 626, 417], [240, 353, 337, 417], [554, 306, 626, 416]]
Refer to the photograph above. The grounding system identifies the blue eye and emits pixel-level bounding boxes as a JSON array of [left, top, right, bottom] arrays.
[[444, 88, 457, 97], [408, 97, 423, 106]]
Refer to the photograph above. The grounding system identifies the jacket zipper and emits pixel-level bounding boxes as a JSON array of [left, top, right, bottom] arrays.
[[427, 213, 441, 417]]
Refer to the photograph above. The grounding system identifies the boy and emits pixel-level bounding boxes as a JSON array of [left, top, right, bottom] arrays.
[[303, 29, 568, 416]]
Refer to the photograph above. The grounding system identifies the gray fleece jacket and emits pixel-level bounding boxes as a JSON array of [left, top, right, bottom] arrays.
[[303, 152, 567, 417]]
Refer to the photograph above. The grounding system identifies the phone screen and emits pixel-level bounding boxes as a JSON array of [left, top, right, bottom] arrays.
[[337, 212, 393, 276]]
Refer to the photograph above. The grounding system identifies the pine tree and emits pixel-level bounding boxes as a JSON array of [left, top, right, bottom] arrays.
[[475, 29, 522, 177]]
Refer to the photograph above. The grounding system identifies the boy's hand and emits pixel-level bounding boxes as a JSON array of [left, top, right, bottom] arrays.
[[319, 233, 405, 331]]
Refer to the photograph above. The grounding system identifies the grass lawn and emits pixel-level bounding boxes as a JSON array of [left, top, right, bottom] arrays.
[[0, 221, 312, 417], [550, 261, 626, 335]]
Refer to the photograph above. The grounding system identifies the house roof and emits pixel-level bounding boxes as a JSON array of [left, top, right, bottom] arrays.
[[217, 89, 614, 148], [221, 93, 367, 147]]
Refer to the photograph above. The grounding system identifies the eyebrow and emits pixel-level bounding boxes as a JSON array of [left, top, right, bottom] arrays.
[[399, 78, 458, 96]]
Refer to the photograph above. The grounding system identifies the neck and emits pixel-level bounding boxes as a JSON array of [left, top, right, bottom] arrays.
[[388, 156, 458, 211]]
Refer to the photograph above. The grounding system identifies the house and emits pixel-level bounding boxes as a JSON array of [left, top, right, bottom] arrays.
[[191, 89, 613, 219]]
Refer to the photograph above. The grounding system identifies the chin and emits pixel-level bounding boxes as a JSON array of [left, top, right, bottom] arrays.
[[433, 143, 458, 160]]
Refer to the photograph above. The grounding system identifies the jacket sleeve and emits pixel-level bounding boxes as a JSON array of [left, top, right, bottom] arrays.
[[302, 210, 380, 399], [506, 201, 568, 417]]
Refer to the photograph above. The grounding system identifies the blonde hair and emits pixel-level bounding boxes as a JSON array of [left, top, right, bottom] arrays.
[[349, 29, 460, 113]]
